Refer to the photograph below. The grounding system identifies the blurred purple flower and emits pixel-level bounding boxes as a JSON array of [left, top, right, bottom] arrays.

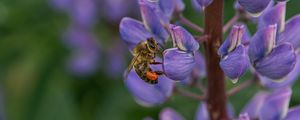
[[64, 26, 101, 76], [106, 41, 127, 77], [258, 87, 291, 120], [69, 0, 97, 28], [159, 107, 185, 120], [241, 87, 296, 120], [241, 91, 269, 119]]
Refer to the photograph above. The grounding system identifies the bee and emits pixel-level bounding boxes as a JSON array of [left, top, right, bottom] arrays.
[[125, 38, 164, 84]]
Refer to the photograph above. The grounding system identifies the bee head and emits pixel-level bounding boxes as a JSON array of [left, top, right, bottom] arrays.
[[146, 38, 159, 52]]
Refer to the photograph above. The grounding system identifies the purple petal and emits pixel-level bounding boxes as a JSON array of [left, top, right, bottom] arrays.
[[258, 1, 286, 32], [163, 48, 195, 80], [255, 43, 296, 80], [259, 87, 292, 120], [239, 113, 250, 120], [218, 24, 245, 56], [125, 69, 175, 107], [196, 0, 213, 9], [284, 107, 300, 120], [159, 0, 175, 20], [192, 0, 203, 12], [195, 102, 235, 120], [241, 91, 269, 119], [248, 24, 277, 63], [278, 15, 300, 50], [169, 24, 199, 52], [139, 0, 169, 45], [220, 45, 249, 83], [106, 41, 126, 76], [260, 55, 300, 88], [119, 17, 152, 51], [159, 108, 185, 120], [238, 0, 272, 16]]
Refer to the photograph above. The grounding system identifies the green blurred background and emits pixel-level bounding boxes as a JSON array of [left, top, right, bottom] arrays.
[[1, 0, 300, 120]]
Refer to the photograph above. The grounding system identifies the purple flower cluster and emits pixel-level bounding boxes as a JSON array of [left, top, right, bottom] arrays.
[[119, 0, 300, 118]]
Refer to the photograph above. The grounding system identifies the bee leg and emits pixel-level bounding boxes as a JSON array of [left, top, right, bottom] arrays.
[[150, 59, 162, 65], [150, 62, 162, 65], [154, 71, 164, 75]]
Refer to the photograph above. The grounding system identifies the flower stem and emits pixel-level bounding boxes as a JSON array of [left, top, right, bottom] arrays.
[[204, 0, 229, 120], [179, 14, 204, 33], [223, 12, 240, 33], [174, 87, 206, 101], [227, 79, 254, 97]]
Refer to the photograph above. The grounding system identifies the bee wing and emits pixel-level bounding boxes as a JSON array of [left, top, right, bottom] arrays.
[[123, 53, 141, 80]]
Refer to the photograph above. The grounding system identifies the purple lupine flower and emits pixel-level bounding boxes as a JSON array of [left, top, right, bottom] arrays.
[[163, 25, 199, 81], [258, 87, 291, 120], [260, 55, 300, 88], [218, 24, 249, 83], [241, 87, 293, 120], [125, 69, 175, 106], [195, 0, 213, 10], [248, 24, 297, 80], [195, 102, 235, 120], [159, 107, 185, 120], [238, 0, 272, 16], [163, 48, 195, 80]]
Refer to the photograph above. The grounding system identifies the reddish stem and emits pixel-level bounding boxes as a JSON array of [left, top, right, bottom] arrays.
[[204, 0, 229, 120]]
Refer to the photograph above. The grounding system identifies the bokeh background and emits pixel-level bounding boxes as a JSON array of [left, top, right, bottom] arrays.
[[1, 0, 300, 120]]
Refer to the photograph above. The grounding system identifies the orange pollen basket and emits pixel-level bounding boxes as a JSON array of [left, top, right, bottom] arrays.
[[146, 71, 158, 81]]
